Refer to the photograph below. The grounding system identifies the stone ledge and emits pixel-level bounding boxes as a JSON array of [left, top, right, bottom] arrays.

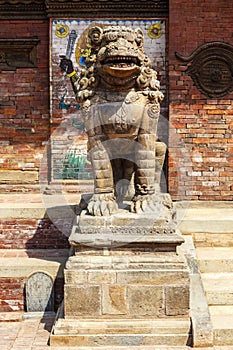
[[0, 250, 69, 279], [181, 236, 214, 348]]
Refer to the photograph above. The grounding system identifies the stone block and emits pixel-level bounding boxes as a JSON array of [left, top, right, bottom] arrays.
[[117, 270, 188, 285], [165, 285, 190, 316], [102, 285, 127, 315], [127, 285, 164, 316], [65, 285, 100, 317], [65, 270, 87, 284], [88, 270, 116, 284]]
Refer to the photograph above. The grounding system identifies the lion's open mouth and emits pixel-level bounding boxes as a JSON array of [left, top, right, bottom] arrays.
[[99, 55, 140, 81], [104, 56, 139, 68]]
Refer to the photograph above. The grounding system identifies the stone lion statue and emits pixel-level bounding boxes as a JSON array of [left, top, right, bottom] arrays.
[[60, 24, 166, 216]]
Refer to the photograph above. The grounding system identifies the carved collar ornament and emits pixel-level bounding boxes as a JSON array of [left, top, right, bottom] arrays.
[[176, 42, 233, 98], [0, 0, 168, 19]]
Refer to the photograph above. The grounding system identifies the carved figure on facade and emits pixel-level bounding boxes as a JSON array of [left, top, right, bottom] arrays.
[[60, 25, 166, 216]]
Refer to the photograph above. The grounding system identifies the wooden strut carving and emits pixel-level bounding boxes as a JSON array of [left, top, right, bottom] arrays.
[[175, 42, 233, 98], [60, 25, 166, 216]]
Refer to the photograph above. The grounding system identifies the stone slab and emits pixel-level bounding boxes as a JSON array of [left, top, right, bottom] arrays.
[[212, 315, 233, 346], [66, 253, 187, 270], [50, 333, 191, 347], [196, 247, 233, 273], [165, 285, 190, 316], [0, 257, 67, 278], [209, 305, 233, 315], [192, 232, 233, 247], [65, 285, 101, 317], [102, 285, 127, 315], [178, 208, 233, 234], [26, 272, 54, 312], [50, 317, 191, 347], [201, 273, 233, 305]]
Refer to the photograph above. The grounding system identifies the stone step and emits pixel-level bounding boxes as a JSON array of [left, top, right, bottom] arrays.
[[51, 347, 191, 350], [209, 306, 233, 344], [50, 317, 191, 347], [211, 314, 233, 346], [201, 273, 233, 305], [189, 232, 233, 247], [178, 207, 233, 233], [177, 206, 233, 247], [196, 247, 233, 273], [209, 305, 233, 315]]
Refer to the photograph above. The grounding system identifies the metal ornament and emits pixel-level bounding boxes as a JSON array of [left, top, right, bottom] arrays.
[[176, 42, 233, 98]]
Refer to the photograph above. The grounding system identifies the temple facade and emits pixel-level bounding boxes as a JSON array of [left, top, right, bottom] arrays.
[[0, 1, 232, 346]]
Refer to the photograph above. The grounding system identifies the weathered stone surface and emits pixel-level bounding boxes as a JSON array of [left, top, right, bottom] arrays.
[[212, 315, 233, 345], [65, 270, 87, 284], [65, 285, 100, 316], [50, 317, 191, 347], [67, 253, 187, 270], [165, 285, 190, 316], [26, 272, 54, 312], [88, 271, 116, 284], [102, 285, 127, 315], [127, 285, 164, 316], [117, 270, 189, 285]]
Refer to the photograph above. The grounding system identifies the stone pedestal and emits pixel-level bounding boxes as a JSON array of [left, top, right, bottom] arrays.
[[50, 194, 191, 347]]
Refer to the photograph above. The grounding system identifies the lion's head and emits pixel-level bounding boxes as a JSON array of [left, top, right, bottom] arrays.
[[76, 25, 162, 104]]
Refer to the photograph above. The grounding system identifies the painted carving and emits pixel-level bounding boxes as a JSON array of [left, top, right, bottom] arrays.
[[176, 42, 233, 98], [60, 25, 165, 216]]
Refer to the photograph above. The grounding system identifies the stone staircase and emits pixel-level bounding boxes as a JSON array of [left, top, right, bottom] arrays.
[[196, 248, 233, 345], [178, 201, 233, 346]]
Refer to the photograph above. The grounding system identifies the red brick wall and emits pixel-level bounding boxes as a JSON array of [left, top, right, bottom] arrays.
[[0, 20, 50, 188], [0, 277, 24, 312], [168, 0, 233, 200], [0, 218, 70, 250]]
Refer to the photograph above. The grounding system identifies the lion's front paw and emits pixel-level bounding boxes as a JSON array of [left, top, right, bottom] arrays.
[[130, 194, 159, 214], [87, 193, 118, 216]]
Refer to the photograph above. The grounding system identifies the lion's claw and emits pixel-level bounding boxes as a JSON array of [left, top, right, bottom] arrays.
[[87, 193, 118, 216], [130, 194, 159, 214]]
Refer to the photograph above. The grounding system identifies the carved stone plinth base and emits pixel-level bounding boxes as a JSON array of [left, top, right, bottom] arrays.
[[70, 193, 182, 250], [51, 199, 191, 347]]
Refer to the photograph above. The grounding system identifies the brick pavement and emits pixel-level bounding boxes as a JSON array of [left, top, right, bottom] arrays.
[[0, 314, 54, 350]]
